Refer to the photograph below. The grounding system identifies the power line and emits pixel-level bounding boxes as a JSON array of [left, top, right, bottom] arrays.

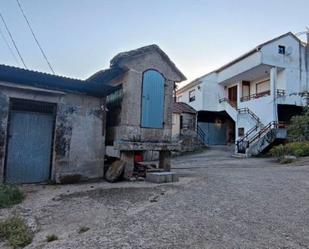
[[0, 26, 20, 65], [16, 0, 55, 74], [0, 12, 27, 69]]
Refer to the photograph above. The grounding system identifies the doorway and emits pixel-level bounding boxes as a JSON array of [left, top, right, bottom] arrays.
[[5, 99, 56, 184], [228, 86, 238, 107]]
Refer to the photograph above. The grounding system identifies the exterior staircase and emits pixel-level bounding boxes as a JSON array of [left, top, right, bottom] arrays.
[[219, 98, 287, 156], [236, 121, 287, 156], [219, 98, 237, 121]]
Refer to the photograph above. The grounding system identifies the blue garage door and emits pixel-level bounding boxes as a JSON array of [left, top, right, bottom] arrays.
[[141, 70, 165, 128], [198, 122, 227, 145], [6, 111, 54, 183]]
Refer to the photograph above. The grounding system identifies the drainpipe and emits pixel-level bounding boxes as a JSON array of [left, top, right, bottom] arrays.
[[270, 67, 278, 122]]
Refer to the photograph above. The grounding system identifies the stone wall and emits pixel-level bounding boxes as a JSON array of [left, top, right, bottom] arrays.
[[0, 83, 105, 183], [108, 51, 178, 146]]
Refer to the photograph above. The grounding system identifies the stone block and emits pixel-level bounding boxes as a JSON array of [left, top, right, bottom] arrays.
[[146, 172, 178, 183]]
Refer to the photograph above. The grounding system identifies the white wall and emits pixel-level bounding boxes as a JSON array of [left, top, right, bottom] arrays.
[[218, 52, 262, 83]]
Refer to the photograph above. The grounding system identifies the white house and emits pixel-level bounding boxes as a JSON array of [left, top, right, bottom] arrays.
[[177, 32, 309, 155]]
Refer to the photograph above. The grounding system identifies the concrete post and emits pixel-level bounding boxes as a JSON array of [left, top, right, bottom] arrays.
[[237, 81, 242, 107], [120, 151, 135, 180], [270, 67, 278, 122], [159, 150, 171, 171]]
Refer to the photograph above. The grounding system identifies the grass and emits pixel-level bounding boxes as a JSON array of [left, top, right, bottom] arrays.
[[46, 234, 58, 242], [0, 184, 24, 208], [78, 226, 90, 234], [0, 217, 33, 248]]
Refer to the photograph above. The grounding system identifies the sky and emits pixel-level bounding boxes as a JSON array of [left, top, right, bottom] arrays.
[[0, 0, 308, 87]]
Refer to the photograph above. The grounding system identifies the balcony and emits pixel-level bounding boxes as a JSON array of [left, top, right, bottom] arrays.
[[240, 89, 285, 102]]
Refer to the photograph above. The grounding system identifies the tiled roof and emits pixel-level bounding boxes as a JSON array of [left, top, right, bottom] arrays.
[[173, 102, 196, 114]]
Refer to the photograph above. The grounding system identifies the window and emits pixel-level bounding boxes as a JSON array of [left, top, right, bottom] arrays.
[[256, 79, 270, 94], [238, 128, 245, 137], [278, 45, 285, 55], [141, 70, 165, 128], [189, 89, 195, 102], [177, 95, 182, 102]]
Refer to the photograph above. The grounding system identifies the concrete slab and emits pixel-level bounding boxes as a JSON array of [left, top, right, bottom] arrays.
[[146, 172, 179, 183]]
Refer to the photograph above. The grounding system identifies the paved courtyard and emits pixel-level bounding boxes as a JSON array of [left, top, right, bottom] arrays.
[[2, 146, 309, 249]]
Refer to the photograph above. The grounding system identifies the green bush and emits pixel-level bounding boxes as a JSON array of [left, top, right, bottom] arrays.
[[270, 141, 309, 160], [288, 107, 309, 141], [0, 217, 33, 248], [0, 185, 24, 208]]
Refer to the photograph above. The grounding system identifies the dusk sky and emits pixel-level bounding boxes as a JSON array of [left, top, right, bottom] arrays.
[[0, 0, 308, 86]]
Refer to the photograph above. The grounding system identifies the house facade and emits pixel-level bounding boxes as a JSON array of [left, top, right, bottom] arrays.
[[0, 45, 185, 184], [177, 32, 309, 155]]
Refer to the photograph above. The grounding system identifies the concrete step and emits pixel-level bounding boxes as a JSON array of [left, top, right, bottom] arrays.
[[232, 153, 247, 158], [146, 172, 179, 183]]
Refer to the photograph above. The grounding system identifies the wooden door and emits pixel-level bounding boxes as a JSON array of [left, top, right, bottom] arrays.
[[228, 86, 237, 106]]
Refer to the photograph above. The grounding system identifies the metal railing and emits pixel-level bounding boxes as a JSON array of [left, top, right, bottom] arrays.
[[276, 89, 286, 96], [240, 90, 270, 102], [197, 124, 206, 144], [219, 97, 237, 109], [237, 108, 261, 125], [241, 89, 286, 102], [236, 121, 286, 153]]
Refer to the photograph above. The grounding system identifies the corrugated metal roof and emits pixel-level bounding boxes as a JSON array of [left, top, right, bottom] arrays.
[[0, 64, 119, 97], [173, 102, 196, 114]]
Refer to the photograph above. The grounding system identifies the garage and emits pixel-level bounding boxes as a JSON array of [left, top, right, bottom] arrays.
[[5, 99, 56, 184]]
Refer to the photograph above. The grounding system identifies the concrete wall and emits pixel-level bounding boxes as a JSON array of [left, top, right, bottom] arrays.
[[0, 83, 105, 183]]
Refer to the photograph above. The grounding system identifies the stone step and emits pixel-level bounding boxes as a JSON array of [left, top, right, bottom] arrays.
[[146, 172, 179, 183]]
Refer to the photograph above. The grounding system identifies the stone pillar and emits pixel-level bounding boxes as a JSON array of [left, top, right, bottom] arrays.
[[270, 67, 278, 122], [159, 151, 171, 171], [120, 151, 135, 180]]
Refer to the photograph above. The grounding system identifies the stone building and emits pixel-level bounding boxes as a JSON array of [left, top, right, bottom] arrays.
[[172, 102, 203, 152], [0, 45, 185, 184]]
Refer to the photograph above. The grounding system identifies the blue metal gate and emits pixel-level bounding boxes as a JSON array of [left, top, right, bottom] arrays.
[[141, 70, 165, 128], [198, 122, 227, 145], [6, 111, 54, 183]]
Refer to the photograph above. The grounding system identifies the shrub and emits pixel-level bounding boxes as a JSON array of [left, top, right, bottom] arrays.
[[270, 141, 309, 160], [0, 185, 24, 208], [0, 217, 33, 248], [46, 234, 58, 242], [288, 107, 309, 141]]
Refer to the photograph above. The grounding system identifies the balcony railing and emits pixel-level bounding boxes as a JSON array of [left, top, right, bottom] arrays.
[[240, 89, 285, 102], [240, 90, 270, 102]]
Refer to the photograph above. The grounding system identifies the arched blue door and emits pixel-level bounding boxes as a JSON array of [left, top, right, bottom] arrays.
[[141, 70, 165, 128]]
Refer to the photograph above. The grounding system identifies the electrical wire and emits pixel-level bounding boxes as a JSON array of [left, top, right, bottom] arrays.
[[0, 26, 20, 65], [0, 12, 27, 69], [16, 0, 55, 74]]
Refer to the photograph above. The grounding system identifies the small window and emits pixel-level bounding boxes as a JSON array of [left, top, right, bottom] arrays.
[[177, 95, 182, 102], [189, 89, 195, 102], [278, 45, 285, 55], [238, 128, 245, 137]]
